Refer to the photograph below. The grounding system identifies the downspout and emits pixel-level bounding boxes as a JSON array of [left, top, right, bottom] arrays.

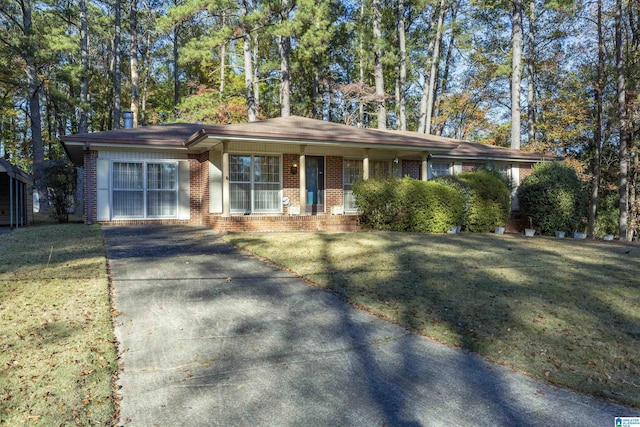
[[9, 175, 13, 228], [85, 145, 93, 225]]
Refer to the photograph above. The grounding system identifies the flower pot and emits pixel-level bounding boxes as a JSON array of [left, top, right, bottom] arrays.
[[525, 228, 536, 237], [555, 231, 566, 238], [603, 234, 614, 241], [495, 227, 505, 235], [573, 232, 587, 239]]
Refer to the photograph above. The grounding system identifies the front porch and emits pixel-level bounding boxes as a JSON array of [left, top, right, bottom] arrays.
[[205, 213, 360, 233]]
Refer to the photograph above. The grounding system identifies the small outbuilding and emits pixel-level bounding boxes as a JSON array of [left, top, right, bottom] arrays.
[[0, 158, 34, 228]]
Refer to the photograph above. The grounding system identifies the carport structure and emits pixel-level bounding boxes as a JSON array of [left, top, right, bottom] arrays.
[[0, 158, 34, 228]]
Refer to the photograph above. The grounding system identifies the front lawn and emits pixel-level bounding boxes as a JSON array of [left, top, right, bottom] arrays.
[[0, 224, 116, 425], [224, 231, 640, 408]]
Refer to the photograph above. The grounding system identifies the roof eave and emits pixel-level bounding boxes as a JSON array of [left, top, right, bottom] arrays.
[[192, 133, 456, 153]]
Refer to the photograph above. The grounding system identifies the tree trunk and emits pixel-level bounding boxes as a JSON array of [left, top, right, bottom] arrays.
[[220, 12, 226, 95], [358, 3, 365, 127], [588, 0, 604, 239], [418, 9, 438, 134], [173, 25, 180, 119], [526, 0, 535, 145], [511, 0, 523, 150], [141, 28, 152, 125], [397, 0, 407, 130], [372, 0, 386, 129], [78, 0, 88, 134], [22, 0, 43, 164], [435, 2, 458, 136], [279, 35, 291, 117], [130, 0, 139, 127], [616, 0, 629, 240], [113, 0, 122, 128], [425, 0, 446, 135], [244, 32, 257, 122]]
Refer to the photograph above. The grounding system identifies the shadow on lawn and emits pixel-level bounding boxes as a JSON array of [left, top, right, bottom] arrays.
[[108, 226, 640, 426], [313, 232, 640, 406]]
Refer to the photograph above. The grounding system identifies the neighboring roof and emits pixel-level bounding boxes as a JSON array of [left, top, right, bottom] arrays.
[[0, 158, 34, 185], [60, 116, 555, 165]]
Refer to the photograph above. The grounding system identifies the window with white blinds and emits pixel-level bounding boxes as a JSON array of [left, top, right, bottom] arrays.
[[343, 159, 362, 211], [229, 154, 281, 213], [112, 161, 178, 218]]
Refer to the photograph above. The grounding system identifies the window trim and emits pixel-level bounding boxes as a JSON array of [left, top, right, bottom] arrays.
[[110, 160, 179, 220], [229, 153, 282, 214], [343, 158, 363, 212]]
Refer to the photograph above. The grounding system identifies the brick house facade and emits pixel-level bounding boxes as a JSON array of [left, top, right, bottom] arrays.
[[61, 116, 554, 232]]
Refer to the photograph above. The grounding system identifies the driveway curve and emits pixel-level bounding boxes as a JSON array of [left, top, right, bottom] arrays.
[[105, 225, 639, 426]]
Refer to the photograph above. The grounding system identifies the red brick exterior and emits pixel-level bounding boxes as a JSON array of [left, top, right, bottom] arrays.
[[519, 163, 532, 183], [282, 153, 300, 213], [209, 214, 360, 232], [402, 160, 421, 179], [325, 156, 343, 213], [462, 162, 475, 173], [189, 152, 210, 225]]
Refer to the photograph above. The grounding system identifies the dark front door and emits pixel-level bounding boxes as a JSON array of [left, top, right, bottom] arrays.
[[306, 156, 325, 214]]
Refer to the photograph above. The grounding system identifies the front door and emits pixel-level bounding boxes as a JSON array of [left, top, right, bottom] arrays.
[[306, 156, 325, 214]]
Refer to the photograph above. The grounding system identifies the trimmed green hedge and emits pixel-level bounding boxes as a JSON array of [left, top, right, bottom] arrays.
[[458, 169, 511, 232], [516, 162, 588, 235], [353, 177, 464, 233]]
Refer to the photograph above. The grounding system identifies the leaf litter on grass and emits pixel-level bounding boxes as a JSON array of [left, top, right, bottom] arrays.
[[224, 231, 640, 408], [0, 224, 117, 426]]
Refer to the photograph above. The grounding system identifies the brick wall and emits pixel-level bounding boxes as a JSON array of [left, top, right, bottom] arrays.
[[462, 162, 475, 173], [208, 214, 360, 232], [84, 150, 98, 224], [189, 152, 210, 225], [325, 156, 343, 213], [282, 153, 299, 212], [519, 163, 533, 183], [402, 160, 421, 179]]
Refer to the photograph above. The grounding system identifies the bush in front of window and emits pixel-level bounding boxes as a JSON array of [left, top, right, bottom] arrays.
[[403, 179, 465, 233], [516, 161, 588, 235], [458, 169, 511, 232], [352, 177, 464, 233], [433, 175, 472, 230], [352, 177, 400, 230]]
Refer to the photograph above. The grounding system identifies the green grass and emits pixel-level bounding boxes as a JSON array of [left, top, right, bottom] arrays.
[[0, 224, 116, 426], [223, 231, 640, 408]]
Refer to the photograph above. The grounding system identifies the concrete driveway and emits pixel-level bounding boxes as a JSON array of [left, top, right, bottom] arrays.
[[105, 226, 639, 426]]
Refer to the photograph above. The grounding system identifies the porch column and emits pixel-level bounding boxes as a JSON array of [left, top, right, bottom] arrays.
[[222, 141, 230, 216], [363, 149, 370, 180], [299, 145, 306, 215], [421, 152, 428, 181]]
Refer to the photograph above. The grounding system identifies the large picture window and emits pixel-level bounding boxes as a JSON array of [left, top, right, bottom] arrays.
[[343, 159, 362, 211], [230, 154, 281, 213], [112, 161, 178, 218]]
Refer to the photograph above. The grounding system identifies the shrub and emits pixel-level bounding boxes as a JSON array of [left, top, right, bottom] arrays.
[[34, 160, 77, 224], [352, 178, 400, 230], [458, 169, 511, 232], [433, 175, 472, 229], [353, 177, 464, 233], [516, 161, 588, 235]]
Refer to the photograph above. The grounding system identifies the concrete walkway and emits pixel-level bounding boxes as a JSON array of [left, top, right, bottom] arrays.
[[105, 226, 639, 427]]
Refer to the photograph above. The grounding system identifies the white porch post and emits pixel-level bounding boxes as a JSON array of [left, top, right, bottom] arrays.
[[222, 141, 230, 216], [363, 149, 370, 180], [421, 152, 428, 181], [299, 145, 306, 215]]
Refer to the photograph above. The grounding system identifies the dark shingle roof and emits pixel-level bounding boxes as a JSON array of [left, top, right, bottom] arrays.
[[60, 116, 555, 164]]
